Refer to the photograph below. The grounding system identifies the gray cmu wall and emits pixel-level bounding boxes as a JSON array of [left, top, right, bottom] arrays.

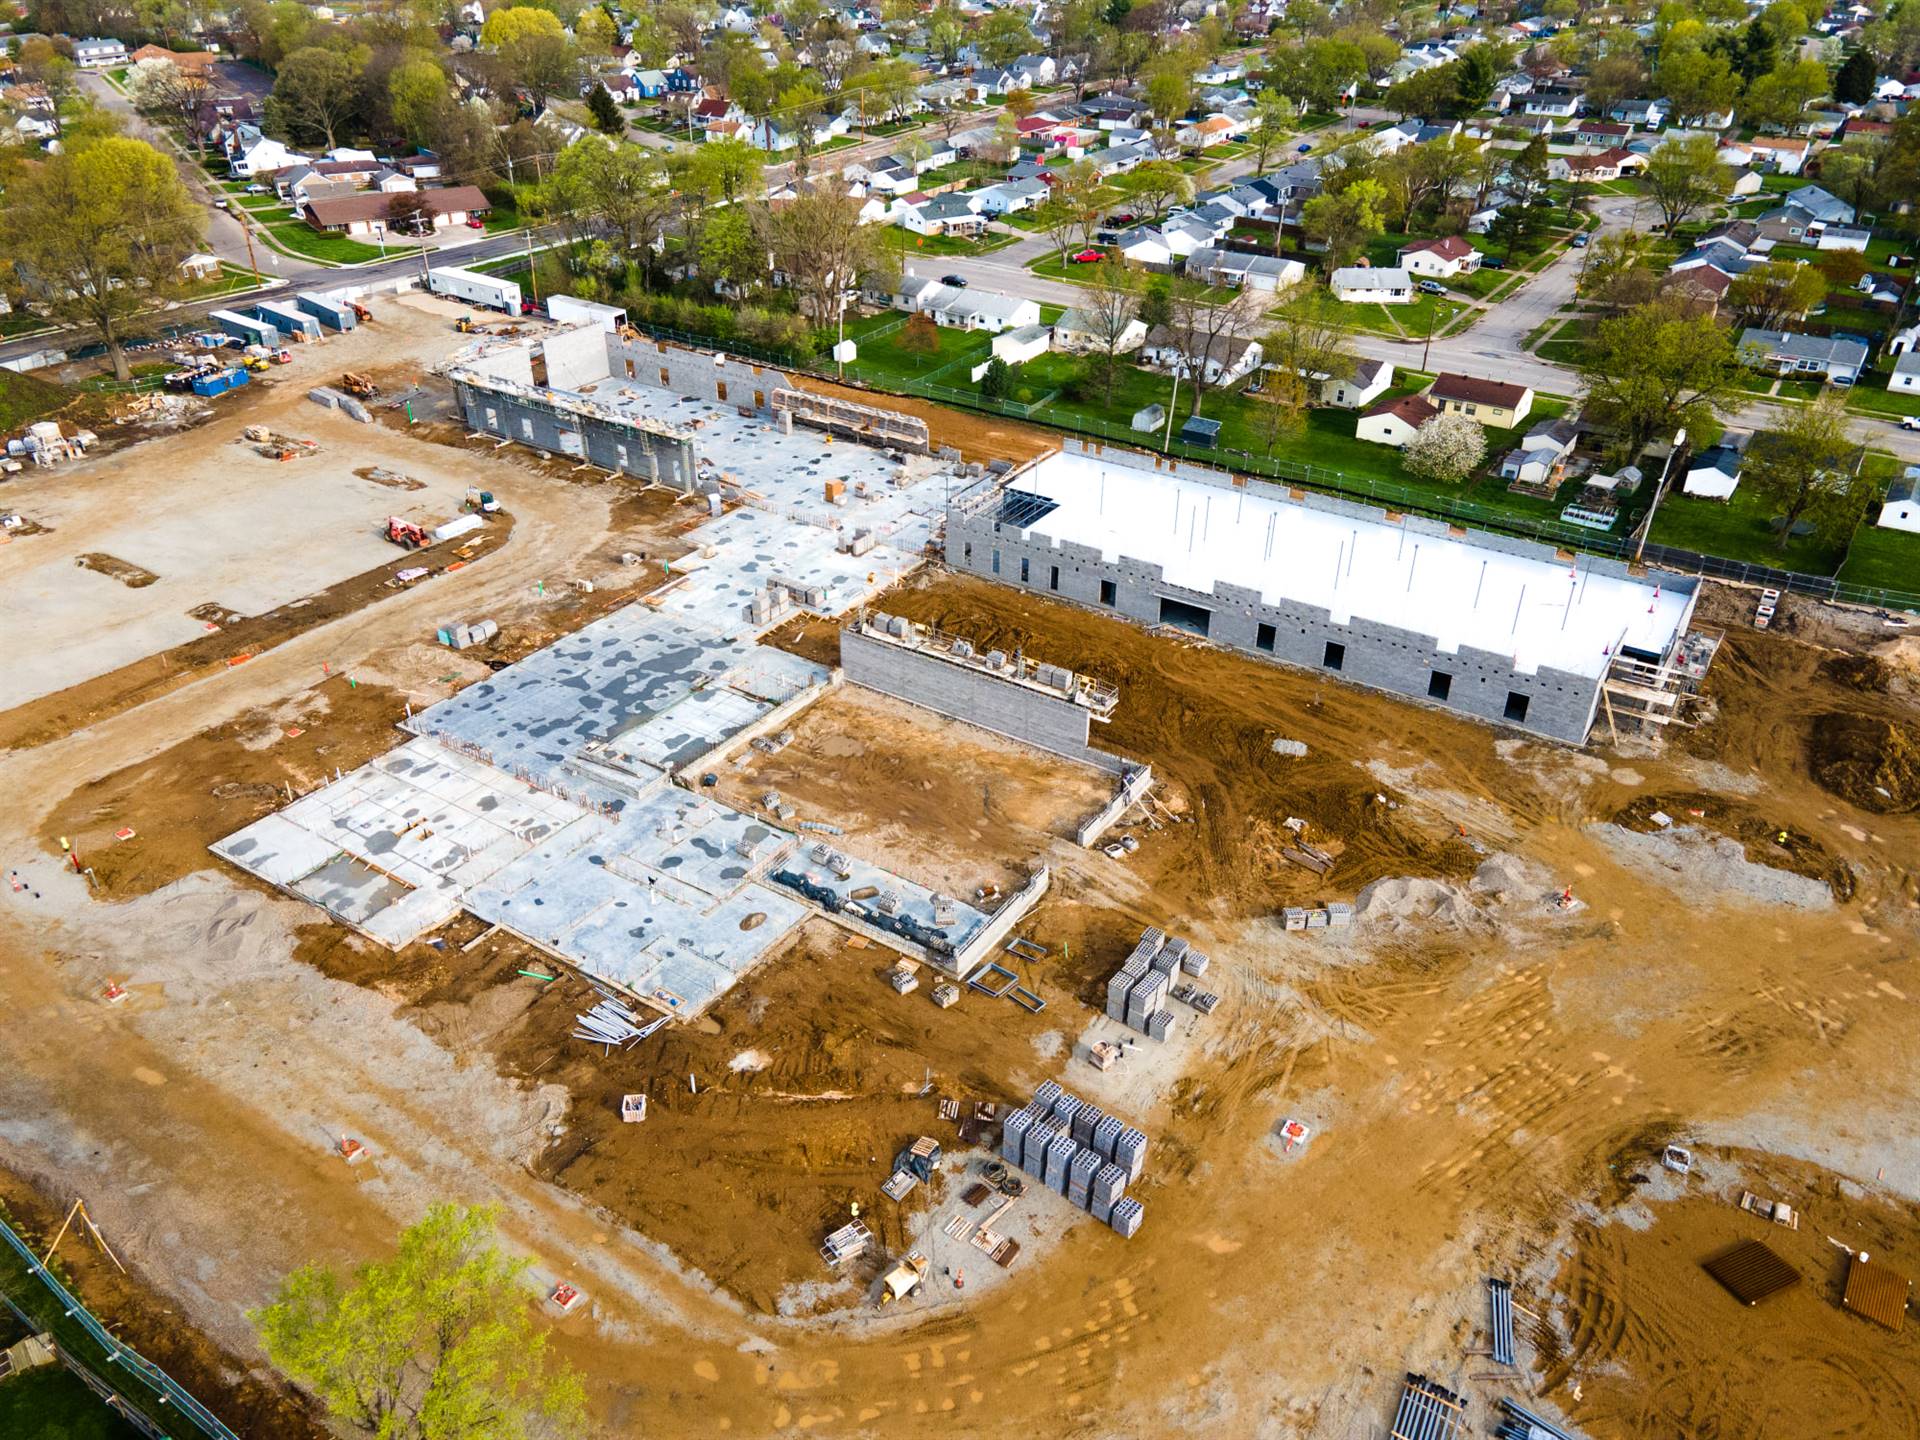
[[943, 483, 1607, 745], [841, 627, 1123, 770], [605, 335, 794, 416], [454, 377, 694, 488]]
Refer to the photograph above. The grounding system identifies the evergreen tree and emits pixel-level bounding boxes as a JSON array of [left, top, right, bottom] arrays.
[[1835, 47, 1879, 106], [587, 82, 623, 134]]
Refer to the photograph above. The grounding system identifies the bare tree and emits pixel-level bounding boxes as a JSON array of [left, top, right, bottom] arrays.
[[1254, 295, 1354, 451], [1161, 281, 1265, 417], [759, 190, 895, 326], [1071, 261, 1146, 405], [127, 58, 216, 151]]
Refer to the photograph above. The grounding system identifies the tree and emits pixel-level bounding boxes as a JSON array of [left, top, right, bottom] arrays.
[[384, 189, 435, 236], [1578, 229, 1661, 314], [1655, 44, 1739, 129], [1726, 258, 1828, 329], [483, 7, 578, 109], [255, 1204, 584, 1440], [1143, 48, 1198, 124], [1301, 178, 1385, 270], [777, 79, 828, 177], [1578, 300, 1740, 461], [1740, 58, 1830, 129], [574, 4, 618, 66], [697, 207, 766, 294], [388, 57, 449, 147], [586, 81, 622, 134], [1073, 261, 1145, 406], [1127, 160, 1193, 222], [542, 139, 675, 284], [1403, 412, 1488, 483], [979, 355, 1012, 399], [977, 9, 1035, 65], [0, 137, 203, 382], [270, 45, 362, 149], [759, 189, 894, 326], [1255, 296, 1353, 452], [1827, 45, 1873, 106], [127, 56, 215, 149], [1643, 132, 1732, 233], [1583, 50, 1649, 119], [480, 4, 565, 47], [18, 36, 79, 129], [899, 311, 941, 358], [684, 136, 765, 205], [1035, 190, 1092, 266], [1249, 88, 1295, 176], [1160, 281, 1265, 416], [1743, 398, 1868, 551]]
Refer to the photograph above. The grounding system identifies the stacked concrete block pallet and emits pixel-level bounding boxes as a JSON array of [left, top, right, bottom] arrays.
[[1044, 1131, 1078, 1194], [1002, 1106, 1035, 1167], [1109, 1195, 1145, 1239], [1147, 1009, 1174, 1041], [1091, 1163, 1127, 1224], [1006, 1082, 1149, 1238], [1106, 923, 1217, 1041], [1125, 971, 1168, 1031], [1068, 1150, 1100, 1209], [1115, 1127, 1148, 1184], [1071, 1102, 1105, 1148], [1093, 1114, 1125, 1164]]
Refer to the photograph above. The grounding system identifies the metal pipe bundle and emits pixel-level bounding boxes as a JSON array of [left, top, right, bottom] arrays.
[[1498, 1399, 1579, 1440], [572, 1000, 667, 1048], [1488, 1278, 1516, 1366]]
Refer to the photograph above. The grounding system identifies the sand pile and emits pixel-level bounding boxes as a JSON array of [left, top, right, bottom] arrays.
[[1591, 825, 1834, 909], [1354, 875, 1479, 929], [1470, 852, 1552, 901], [1808, 712, 1920, 814]]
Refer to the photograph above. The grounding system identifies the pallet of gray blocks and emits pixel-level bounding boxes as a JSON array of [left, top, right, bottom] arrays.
[[1050, 1094, 1082, 1130], [1137, 925, 1165, 955], [1306, 908, 1329, 929], [1072, 1103, 1103, 1148], [1044, 1133, 1078, 1194], [1092, 1114, 1125, 1163], [1092, 1162, 1126, 1207], [1034, 1079, 1063, 1110], [1109, 1195, 1144, 1239], [1147, 1008, 1174, 1042], [1282, 907, 1308, 931], [1163, 936, 1190, 964], [1149, 949, 1178, 978], [1001, 1108, 1032, 1165], [1019, 1118, 1054, 1177], [1181, 948, 1210, 977], [1070, 1148, 1101, 1191], [1115, 1127, 1148, 1183], [1092, 1193, 1118, 1225], [1326, 902, 1354, 928]]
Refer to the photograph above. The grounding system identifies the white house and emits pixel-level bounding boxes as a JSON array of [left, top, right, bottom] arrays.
[[1683, 442, 1745, 499], [1053, 307, 1148, 355], [1890, 352, 1920, 394], [893, 191, 987, 237], [1114, 229, 1173, 267], [894, 274, 1039, 333], [1331, 266, 1413, 305], [1876, 471, 1920, 533], [1184, 247, 1305, 293], [225, 127, 308, 178], [1321, 357, 1393, 409], [972, 178, 1049, 215], [1356, 393, 1441, 448], [72, 37, 128, 68], [990, 324, 1051, 367], [1497, 416, 1579, 488], [1397, 236, 1481, 278], [1141, 328, 1264, 386]]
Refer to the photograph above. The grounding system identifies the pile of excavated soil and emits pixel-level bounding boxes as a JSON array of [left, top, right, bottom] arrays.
[[1590, 824, 1836, 910], [1613, 791, 1854, 901], [1808, 712, 1920, 814], [1818, 653, 1893, 693]]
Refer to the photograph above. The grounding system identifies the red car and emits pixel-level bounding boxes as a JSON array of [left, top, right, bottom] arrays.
[[1070, 249, 1106, 263], [466, 217, 485, 229]]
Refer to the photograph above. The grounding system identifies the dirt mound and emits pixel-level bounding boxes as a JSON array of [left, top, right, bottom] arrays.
[[1354, 875, 1479, 929], [1612, 791, 1854, 901], [1818, 653, 1892, 692], [1592, 824, 1836, 910], [1809, 712, 1920, 814]]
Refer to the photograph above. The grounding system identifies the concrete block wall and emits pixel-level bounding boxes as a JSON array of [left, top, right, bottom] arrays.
[[543, 322, 613, 392], [454, 377, 695, 489], [605, 334, 793, 416], [840, 626, 1125, 767], [944, 476, 1614, 744]]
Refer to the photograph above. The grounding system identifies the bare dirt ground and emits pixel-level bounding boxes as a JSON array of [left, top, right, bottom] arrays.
[[3, 396, 1919, 1440]]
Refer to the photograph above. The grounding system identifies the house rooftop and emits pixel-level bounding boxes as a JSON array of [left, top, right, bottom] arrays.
[[1430, 373, 1531, 409]]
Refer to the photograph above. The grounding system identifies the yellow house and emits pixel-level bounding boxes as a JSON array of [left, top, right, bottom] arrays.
[[1427, 373, 1534, 429]]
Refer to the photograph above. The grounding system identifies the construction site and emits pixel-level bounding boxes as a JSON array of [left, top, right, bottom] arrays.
[[1, 291, 1918, 1440]]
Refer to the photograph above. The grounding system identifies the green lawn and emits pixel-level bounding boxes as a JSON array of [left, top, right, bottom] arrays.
[[1026, 250, 1115, 285], [1837, 517, 1920, 592], [236, 194, 287, 212], [1319, 292, 1467, 339], [1847, 381, 1920, 419], [889, 229, 1016, 258], [1649, 484, 1848, 574], [0, 368, 71, 429], [0, 1364, 141, 1440], [836, 311, 997, 388], [262, 222, 388, 264]]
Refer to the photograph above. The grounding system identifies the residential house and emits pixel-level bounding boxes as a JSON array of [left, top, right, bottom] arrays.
[[178, 252, 222, 280], [1357, 393, 1441, 448], [1158, 213, 1219, 258], [1727, 167, 1763, 198], [72, 37, 127, 69], [1176, 115, 1236, 152], [991, 323, 1052, 367], [1889, 353, 1920, 394], [893, 274, 1039, 333], [1736, 328, 1868, 384], [1523, 88, 1581, 119], [1858, 272, 1907, 306], [1575, 120, 1632, 146], [1682, 442, 1745, 499], [1364, 119, 1422, 155], [1661, 264, 1734, 314], [1052, 307, 1148, 355], [1609, 98, 1668, 129], [1089, 140, 1154, 177], [629, 69, 667, 98], [893, 190, 987, 237], [1747, 135, 1811, 174], [1331, 266, 1413, 305], [1550, 147, 1645, 182], [1008, 54, 1056, 87], [1140, 328, 1264, 386], [966, 67, 1030, 102], [226, 128, 308, 178], [1321, 357, 1393, 409], [1428, 373, 1533, 427], [1398, 236, 1481, 278], [1892, 322, 1920, 356], [1114, 229, 1174, 268], [1875, 471, 1920, 533], [1184, 248, 1306, 293], [1784, 185, 1855, 225], [972, 178, 1049, 215], [303, 185, 489, 237], [1498, 416, 1578, 488], [128, 44, 216, 72]]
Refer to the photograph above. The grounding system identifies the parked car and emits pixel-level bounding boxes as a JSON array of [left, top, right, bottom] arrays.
[[941, 274, 969, 287], [1070, 249, 1106, 263], [1108, 211, 1137, 225], [1571, 233, 1590, 248], [466, 216, 484, 228], [212, 197, 229, 210], [1901, 416, 1920, 431], [1417, 279, 1447, 294], [245, 184, 268, 194], [1296, 142, 1312, 153], [1480, 256, 1504, 269]]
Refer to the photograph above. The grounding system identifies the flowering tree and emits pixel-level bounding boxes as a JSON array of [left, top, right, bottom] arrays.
[[1403, 412, 1486, 483]]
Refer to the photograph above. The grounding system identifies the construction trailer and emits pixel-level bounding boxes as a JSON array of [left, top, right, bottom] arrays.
[[547, 295, 627, 330], [427, 264, 522, 314], [296, 291, 359, 332], [209, 308, 278, 348], [252, 300, 323, 342], [190, 366, 250, 398]]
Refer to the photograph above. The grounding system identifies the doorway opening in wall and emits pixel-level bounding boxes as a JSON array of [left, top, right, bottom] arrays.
[[1504, 691, 1530, 722], [1020, 556, 1030, 583], [1049, 565, 1060, 592], [1256, 622, 1276, 653], [1322, 641, 1345, 671], [1158, 596, 1212, 636], [1099, 579, 1117, 607], [991, 548, 1002, 575], [1428, 671, 1452, 701]]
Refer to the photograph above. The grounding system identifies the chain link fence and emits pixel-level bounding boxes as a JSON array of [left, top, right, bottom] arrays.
[[0, 1213, 240, 1440]]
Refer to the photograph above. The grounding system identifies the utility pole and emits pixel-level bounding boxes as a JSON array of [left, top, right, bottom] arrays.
[[1633, 427, 1687, 564], [1162, 363, 1182, 453], [1421, 297, 1437, 373]]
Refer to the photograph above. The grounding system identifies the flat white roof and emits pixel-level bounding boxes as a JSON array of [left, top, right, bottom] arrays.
[[1005, 451, 1692, 680]]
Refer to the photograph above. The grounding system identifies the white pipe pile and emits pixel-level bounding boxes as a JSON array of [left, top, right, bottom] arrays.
[[572, 1000, 669, 1051]]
